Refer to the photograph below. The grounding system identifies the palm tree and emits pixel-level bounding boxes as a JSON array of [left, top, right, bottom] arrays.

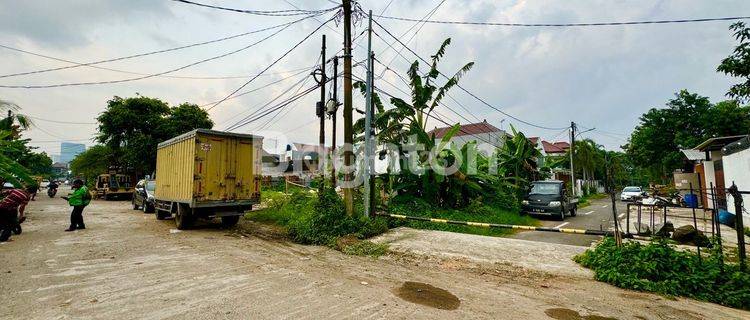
[[0, 99, 33, 138]]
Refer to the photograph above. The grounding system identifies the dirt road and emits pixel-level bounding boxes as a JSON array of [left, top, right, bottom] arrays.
[[1, 194, 747, 319]]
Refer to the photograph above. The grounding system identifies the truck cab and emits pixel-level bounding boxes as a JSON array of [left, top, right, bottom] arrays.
[[522, 180, 578, 221]]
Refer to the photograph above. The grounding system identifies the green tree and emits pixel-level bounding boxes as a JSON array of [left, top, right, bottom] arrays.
[[0, 130, 34, 187], [626, 90, 750, 183], [166, 103, 214, 137], [69, 145, 112, 186], [718, 22, 750, 103], [96, 96, 213, 177]]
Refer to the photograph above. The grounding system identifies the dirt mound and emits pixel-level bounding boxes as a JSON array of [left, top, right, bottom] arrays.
[[394, 281, 460, 310]]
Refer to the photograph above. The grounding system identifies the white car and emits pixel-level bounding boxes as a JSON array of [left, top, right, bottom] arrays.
[[620, 186, 643, 201]]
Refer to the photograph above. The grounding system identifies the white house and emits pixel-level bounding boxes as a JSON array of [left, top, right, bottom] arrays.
[[722, 136, 750, 220]]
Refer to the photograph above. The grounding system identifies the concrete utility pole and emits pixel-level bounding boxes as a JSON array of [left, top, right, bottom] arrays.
[[318, 35, 326, 148], [329, 56, 339, 186], [569, 121, 576, 196], [342, 0, 354, 215], [363, 10, 374, 218]]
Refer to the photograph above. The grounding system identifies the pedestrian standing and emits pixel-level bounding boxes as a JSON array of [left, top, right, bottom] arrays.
[[61, 179, 91, 232], [0, 186, 32, 242]]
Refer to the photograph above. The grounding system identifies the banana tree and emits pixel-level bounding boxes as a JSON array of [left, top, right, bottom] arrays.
[[497, 125, 542, 199], [353, 38, 474, 205]]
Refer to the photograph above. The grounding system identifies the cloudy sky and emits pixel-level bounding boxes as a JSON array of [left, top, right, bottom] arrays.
[[1, 0, 748, 157]]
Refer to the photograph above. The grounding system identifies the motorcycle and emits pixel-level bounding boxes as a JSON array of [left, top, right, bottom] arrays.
[[47, 187, 57, 198]]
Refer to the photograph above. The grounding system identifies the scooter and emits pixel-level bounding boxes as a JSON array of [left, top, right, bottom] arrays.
[[47, 187, 57, 198]]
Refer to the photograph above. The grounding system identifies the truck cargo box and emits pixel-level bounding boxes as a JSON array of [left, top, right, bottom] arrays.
[[154, 129, 262, 229]]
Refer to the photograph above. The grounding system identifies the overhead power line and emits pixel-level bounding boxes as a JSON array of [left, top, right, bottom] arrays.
[[171, 0, 339, 17], [207, 16, 336, 111], [0, 16, 323, 79], [0, 14, 316, 89], [24, 114, 96, 125], [373, 14, 750, 27], [200, 66, 316, 108], [371, 19, 568, 131]]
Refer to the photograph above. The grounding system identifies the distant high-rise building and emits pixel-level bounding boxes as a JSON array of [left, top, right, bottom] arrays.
[[60, 142, 86, 163]]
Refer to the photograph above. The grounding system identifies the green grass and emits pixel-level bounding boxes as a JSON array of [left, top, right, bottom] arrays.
[[388, 197, 538, 237], [340, 240, 389, 257]]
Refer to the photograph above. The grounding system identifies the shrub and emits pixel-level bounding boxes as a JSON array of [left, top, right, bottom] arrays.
[[574, 237, 750, 310], [252, 187, 389, 246]]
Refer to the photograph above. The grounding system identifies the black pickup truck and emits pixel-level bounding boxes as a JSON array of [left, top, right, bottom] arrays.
[[521, 180, 578, 221]]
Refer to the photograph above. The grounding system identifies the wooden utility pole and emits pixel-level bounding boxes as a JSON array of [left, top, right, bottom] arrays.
[[330, 56, 339, 186], [319, 35, 327, 147], [342, 0, 354, 215]]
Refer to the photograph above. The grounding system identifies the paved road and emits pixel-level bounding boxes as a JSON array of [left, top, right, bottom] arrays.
[[511, 195, 629, 247]]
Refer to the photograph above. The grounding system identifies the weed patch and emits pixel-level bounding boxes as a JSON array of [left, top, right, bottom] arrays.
[[574, 237, 750, 310], [247, 187, 389, 248]]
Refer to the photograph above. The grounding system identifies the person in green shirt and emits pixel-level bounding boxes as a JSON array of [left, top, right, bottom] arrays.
[[61, 179, 91, 231]]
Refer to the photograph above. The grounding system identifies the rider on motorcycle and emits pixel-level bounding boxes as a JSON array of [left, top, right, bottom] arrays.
[[47, 180, 59, 197]]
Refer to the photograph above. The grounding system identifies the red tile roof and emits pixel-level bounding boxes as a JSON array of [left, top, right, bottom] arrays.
[[428, 120, 501, 138], [542, 140, 569, 154], [553, 141, 570, 149], [528, 137, 539, 145]]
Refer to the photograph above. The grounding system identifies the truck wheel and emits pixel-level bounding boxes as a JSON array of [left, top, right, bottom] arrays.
[[220, 216, 240, 228], [132, 199, 139, 210], [12, 224, 21, 235], [175, 204, 194, 230], [570, 207, 577, 217], [557, 210, 565, 221]]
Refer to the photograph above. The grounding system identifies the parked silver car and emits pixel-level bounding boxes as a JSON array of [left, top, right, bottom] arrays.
[[620, 186, 644, 201]]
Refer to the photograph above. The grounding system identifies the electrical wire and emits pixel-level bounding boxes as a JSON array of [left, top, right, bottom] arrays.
[[220, 70, 314, 130], [373, 57, 498, 140], [0, 16, 324, 79], [23, 114, 96, 125], [252, 72, 314, 132], [199, 66, 316, 108], [351, 71, 496, 146], [376, 0, 445, 79], [207, 16, 336, 111], [171, 0, 339, 17], [228, 84, 323, 131], [0, 14, 316, 89], [374, 14, 750, 27], [372, 20, 569, 131]]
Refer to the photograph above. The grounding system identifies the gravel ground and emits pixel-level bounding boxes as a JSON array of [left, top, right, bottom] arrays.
[[1, 193, 748, 319]]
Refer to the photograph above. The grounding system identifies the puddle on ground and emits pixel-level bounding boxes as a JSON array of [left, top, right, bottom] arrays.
[[544, 308, 618, 320], [394, 281, 460, 310]]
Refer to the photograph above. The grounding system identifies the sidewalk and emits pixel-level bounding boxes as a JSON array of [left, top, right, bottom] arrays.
[[373, 227, 593, 278]]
